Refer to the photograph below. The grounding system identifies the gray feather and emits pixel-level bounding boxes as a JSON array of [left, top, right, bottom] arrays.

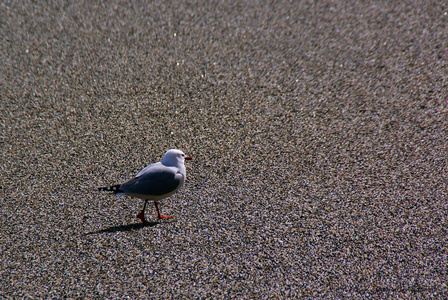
[[120, 165, 183, 197]]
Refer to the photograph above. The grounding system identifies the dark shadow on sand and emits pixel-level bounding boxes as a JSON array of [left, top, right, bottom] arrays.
[[83, 221, 159, 235]]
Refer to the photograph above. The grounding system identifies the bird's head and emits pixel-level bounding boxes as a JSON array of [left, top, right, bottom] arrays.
[[162, 149, 192, 166]]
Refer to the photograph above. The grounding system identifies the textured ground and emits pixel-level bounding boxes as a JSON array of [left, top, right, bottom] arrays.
[[1, 0, 447, 298]]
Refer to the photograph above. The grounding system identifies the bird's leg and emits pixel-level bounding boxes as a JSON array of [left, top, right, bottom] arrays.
[[136, 200, 148, 223], [154, 201, 172, 219]]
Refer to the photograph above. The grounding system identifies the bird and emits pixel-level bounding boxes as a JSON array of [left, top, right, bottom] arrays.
[[98, 149, 192, 223]]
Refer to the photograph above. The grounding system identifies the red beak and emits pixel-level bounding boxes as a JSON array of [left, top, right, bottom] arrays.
[[185, 156, 193, 161]]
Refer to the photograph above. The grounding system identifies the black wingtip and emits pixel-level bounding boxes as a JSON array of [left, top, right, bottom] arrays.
[[98, 184, 123, 194]]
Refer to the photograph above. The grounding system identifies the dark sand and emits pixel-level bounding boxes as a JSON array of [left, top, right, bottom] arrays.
[[1, 1, 447, 298]]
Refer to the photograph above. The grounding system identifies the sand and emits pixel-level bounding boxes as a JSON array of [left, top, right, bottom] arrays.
[[1, 1, 447, 298]]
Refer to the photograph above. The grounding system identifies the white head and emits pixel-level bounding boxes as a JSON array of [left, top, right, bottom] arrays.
[[161, 149, 192, 166]]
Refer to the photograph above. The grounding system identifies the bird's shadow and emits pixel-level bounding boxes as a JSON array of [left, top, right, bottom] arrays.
[[83, 221, 160, 235]]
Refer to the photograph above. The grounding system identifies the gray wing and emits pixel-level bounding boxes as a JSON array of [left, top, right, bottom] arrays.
[[135, 162, 160, 177], [121, 165, 182, 196]]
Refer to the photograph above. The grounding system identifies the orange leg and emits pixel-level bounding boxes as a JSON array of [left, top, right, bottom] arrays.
[[136, 200, 148, 223], [154, 201, 172, 219]]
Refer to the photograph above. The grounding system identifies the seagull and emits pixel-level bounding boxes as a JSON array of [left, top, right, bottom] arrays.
[[98, 149, 192, 223]]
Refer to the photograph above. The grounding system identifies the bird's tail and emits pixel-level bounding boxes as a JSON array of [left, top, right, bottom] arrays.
[[98, 184, 124, 194]]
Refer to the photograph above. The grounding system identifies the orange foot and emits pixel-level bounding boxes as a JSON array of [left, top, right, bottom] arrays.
[[136, 211, 147, 223]]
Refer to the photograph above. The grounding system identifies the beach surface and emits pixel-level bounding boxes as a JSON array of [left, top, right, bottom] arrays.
[[1, 1, 447, 298]]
